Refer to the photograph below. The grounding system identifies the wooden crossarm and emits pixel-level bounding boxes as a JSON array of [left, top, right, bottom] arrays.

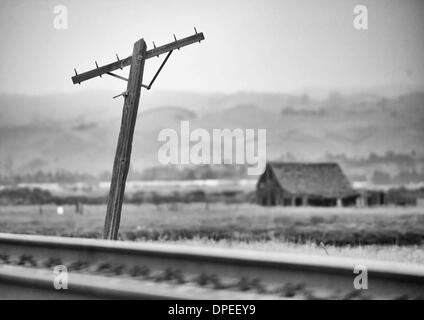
[[72, 32, 204, 84]]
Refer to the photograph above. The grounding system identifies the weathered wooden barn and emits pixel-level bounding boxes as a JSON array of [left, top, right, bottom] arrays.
[[256, 162, 358, 207]]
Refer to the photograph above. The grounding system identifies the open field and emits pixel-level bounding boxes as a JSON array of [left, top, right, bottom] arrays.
[[1, 203, 423, 246], [1, 204, 424, 264]]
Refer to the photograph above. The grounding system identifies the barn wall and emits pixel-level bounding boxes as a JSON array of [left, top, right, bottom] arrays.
[[256, 166, 286, 206]]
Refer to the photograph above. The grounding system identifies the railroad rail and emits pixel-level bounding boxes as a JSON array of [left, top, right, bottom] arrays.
[[0, 233, 423, 299]]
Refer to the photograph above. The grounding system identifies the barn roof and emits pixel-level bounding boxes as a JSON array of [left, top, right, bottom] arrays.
[[266, 162, 356, 198]]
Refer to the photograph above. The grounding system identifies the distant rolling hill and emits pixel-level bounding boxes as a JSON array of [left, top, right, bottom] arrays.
[[0, 90, 423, 180]]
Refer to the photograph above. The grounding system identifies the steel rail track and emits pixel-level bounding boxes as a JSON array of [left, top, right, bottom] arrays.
[[0, 264, 280, 300], [0, 233, 423, 299]]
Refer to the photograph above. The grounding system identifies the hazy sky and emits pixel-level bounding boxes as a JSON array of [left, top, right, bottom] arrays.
[[0, 0, 423, 95]]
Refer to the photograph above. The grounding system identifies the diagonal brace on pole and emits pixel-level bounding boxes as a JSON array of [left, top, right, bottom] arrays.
[[142, 50, 173, 90]]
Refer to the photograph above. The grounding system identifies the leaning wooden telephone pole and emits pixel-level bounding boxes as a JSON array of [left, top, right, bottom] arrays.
[[71, 29, 205, 240]]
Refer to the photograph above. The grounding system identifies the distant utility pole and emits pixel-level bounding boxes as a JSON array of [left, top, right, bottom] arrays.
[[71, 29, 205, 240]]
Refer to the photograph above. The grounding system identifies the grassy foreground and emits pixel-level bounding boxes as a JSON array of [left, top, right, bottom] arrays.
[[0, 203, 423, 246], [152, 238, 424, 265]]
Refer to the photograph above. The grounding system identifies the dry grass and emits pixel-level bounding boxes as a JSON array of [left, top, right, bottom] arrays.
[[149, 238, 424, 265], [0, 203, 424, 246]]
